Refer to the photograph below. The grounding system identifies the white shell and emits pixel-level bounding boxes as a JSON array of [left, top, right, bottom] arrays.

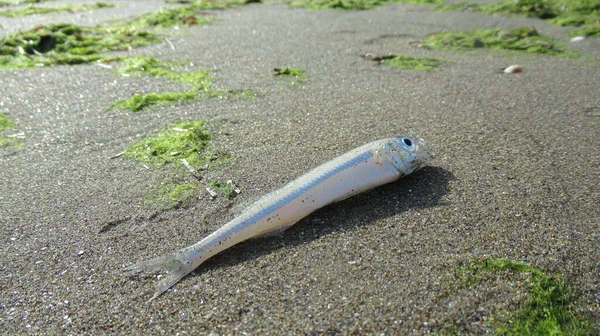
[[504, 65, 523, 74]]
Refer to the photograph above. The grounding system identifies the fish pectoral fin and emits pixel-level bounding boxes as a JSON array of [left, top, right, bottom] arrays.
[[124, 253, 196, 301]]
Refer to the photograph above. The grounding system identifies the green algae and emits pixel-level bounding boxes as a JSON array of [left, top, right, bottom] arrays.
[[0, 113, 24, 148], [570, 24, 600, 37], [126, 6, 215, 29], [274, 67, 307, 81], [188, 0, 255, 9], [436, 0, 557, 19], [165, 0, 257, 9], [0, 23, 160, 68], [291, 0, 443, 11], [231, 91, 258, 99], [110, 57, 218, 111], [421, 27, 577, 57], [0, 0, 252, 69], [0, 0, 55, 7], [118, 57, 214, 88], [436, 0, 600, 28], [0, 136, 23, 148], [0, 113, 15, 131], [126, 120, 232, 209], [0, 6, 246, 109], [115, 88, 256, 111], [208, 179, 237, 199], [112, 91, 200, 112], [111, 57, 253, 111], [0, 2, 113, 18], [146, 177, 237, 209], [0, 4, 219, 69], [124, 120, 221, 168], [454, 258, 594, 335], [380, 55, 447, 71], [146, 180, 201, 209]]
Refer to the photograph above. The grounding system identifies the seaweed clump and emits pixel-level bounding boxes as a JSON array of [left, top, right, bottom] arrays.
[[422, 27, 577, 57], [363, 54, 447, 71], [0, 4, 223, 69], [273, 67, 307, 80], [0, 113, 23, 148], [0, 113, 14, 131], [436, 0, 600, 37], [0, 0, 55, 7], [145, 180, 201, 209], [124, 120, 231, 209], [110, 57, 217, 111], [291, 0, 442, 11], [454, 258, 594, 335], [124, 120, 215, 168], [0, 23, 160, 68], [0, 2, 113, 18], [126, 6, 215, 29]]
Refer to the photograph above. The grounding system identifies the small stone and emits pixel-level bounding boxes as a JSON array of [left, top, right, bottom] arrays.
[[571, 36, 585, 42]]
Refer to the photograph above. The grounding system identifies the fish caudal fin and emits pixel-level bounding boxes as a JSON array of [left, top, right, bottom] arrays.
[[124, 253, 195, 301]]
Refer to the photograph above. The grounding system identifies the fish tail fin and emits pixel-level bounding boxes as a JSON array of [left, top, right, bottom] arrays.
[[124, 252, 197, 301]]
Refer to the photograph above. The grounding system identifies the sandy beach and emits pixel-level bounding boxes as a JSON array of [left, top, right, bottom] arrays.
[[1, 0, 599, 334]]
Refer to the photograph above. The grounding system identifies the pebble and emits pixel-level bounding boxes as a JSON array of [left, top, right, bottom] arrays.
[[570, 36, 586, 42]]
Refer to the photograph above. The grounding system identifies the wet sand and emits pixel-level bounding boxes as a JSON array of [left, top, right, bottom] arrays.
[[1, 0, 599, 334]]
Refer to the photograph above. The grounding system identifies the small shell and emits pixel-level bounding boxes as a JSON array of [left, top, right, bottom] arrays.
[[504, 65, 523, 74], [206, 187, 218, 199], [570, 36, 586, 42]]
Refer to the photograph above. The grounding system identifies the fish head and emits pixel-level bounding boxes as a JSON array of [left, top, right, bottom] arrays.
[[387, 136, 434, 175]]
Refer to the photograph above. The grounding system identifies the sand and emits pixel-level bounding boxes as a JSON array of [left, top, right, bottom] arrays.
[[1, 0, 599, 334]]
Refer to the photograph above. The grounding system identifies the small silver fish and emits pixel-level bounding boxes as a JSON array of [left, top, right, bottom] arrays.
[[125, 137, 434, 300]]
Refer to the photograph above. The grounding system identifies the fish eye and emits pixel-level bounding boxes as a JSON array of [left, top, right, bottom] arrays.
[[403, 138, 413, 147]]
